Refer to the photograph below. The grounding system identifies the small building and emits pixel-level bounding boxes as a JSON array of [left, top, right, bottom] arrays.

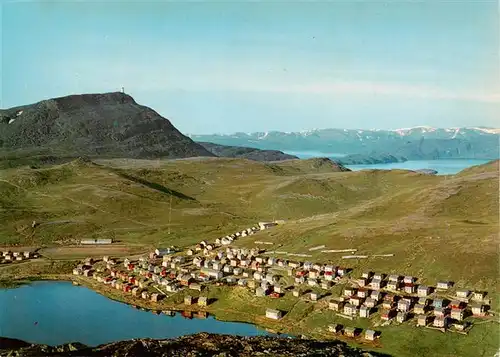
[[381, 309, 396, 321], [307, 278, 318, 287], [184, 295, 193, 305], [388, 275, 400, 283], [397, 301, 411, 312], [471, 303, 486, 316], [433, 316, 449, 328], [362, 271, 373, 279], [310, 292, 319, 301], [274, 284, 284, 294], [357, 288, 369, 298], [343, 287, 357, 297], [343, 303, 357, 316], [72, 268, 81, 275], [433, 299, 446, 309], [359, 306, 372, 318], [472, 291, 486, 301], [370, 279, 382, 290], [141, 291, 150, 299], [403, 276, 415, 284], [293, 289, 301, 297], [328, 324, 343, 333], [329, 300, 344, 311], [198, 296, 208, 307], [151, 293, 161, 302], [456, 289, 470, 299], [450, 308, 464, 321], [433, 307, 447, 317], [417, 285, 430, 297], [321, 281, 332, 290], [344, 327, 357, 337], [387, 281, 399, 291], [414, 304, 426, 315], [417, 314, 430, 327], [370, 290, 382, 301], [403, 283, 416, 294], [256, 287, 267, 297], [418, 297, 429, 306], [373, 273, 384, 280], [365, 329, 378, 341], [364, 297, 377, 308], [350, 296, 363, 307], [436, 281, 452, 290], [189, 283, 202, 291], [396, 311, 407, 323], [357, 278, 368, 287], [132, 287, 140, 296], [265, 308, 282, 320]]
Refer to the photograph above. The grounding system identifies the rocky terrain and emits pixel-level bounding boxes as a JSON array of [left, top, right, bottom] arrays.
[[0, 92, 214, 160], [0, 333, 388, 357], [198, 142, 298, 162]]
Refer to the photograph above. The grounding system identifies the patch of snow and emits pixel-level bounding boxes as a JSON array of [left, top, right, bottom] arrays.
[[16, 110, 23, 117], [469, 127, 500, 134], [258, 131, 269, 140], [451, 128, 461, 139], [8, 118, 15, 124]]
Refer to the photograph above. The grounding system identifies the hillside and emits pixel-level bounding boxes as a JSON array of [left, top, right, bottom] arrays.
[[190, 127, 500, 160], [0, 92, 214, 160], [198, 142, 298, 161], [0, 157, 497, 291], [0, 157, 498, 357]]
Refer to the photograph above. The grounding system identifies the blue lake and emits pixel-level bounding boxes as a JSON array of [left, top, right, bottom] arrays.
[[0, 281, 271, 346], [285, 151, 491, 175]]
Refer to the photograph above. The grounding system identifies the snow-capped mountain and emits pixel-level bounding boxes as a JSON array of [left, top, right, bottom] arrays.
[[190, 127, 500, 162]]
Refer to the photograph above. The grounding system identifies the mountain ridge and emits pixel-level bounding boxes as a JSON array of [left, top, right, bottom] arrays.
[[190, 127, 500, 161]]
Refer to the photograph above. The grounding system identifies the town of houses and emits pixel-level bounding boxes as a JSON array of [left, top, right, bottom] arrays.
[[71, 221, 492, 342], [0, 249, 38, 264]]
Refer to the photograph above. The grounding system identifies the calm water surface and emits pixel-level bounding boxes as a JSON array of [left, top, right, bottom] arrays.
[[0, 281, 271, 346], [285, 151, 491, 175]]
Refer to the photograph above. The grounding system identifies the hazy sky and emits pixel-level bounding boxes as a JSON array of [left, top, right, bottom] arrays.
[[2, 1, 499, 134]]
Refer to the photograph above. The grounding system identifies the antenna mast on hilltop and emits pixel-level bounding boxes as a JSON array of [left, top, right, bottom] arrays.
[[121, 86, 125, 93]]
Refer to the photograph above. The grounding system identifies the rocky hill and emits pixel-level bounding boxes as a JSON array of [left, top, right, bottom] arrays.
[[0, 333, 388, 357], [0, 92, 214, 160], [198, 142, 298, 161]]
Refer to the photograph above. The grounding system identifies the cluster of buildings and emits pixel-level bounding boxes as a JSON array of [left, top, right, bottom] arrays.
[[214, 222, 278, 246], [328, 324, 381, 341], [71, 220, 490, 338], [0, 249, 37, 263], [328, 271, 489, 331]]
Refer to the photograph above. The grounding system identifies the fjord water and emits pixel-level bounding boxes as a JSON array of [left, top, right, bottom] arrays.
[[286, 151, 491, 175], [0, 281, 270, 346], [346, 159, 491, 175]]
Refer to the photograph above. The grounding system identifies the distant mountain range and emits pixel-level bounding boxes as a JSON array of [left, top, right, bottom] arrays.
[[190, 126, 500, 163]]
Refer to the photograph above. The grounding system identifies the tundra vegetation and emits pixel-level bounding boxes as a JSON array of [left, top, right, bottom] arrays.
[[0, 157, 498, 357]]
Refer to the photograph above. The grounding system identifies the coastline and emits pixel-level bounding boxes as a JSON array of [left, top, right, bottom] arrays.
[[0, 273, 382, 352]]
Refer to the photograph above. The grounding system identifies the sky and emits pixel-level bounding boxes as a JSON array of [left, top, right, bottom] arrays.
[[2, 0, 499, 134]]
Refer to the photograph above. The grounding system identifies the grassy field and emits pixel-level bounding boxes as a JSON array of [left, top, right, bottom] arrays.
[[0, 156, 498, 356]]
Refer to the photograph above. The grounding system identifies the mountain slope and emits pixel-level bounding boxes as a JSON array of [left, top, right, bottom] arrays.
[[198, 141, 298, 161], [190, 127, 500, 160], [0, 92, 214, 159]]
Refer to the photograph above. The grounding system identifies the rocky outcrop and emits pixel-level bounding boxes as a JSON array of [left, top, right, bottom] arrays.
[[0, 333, 389, 356]]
